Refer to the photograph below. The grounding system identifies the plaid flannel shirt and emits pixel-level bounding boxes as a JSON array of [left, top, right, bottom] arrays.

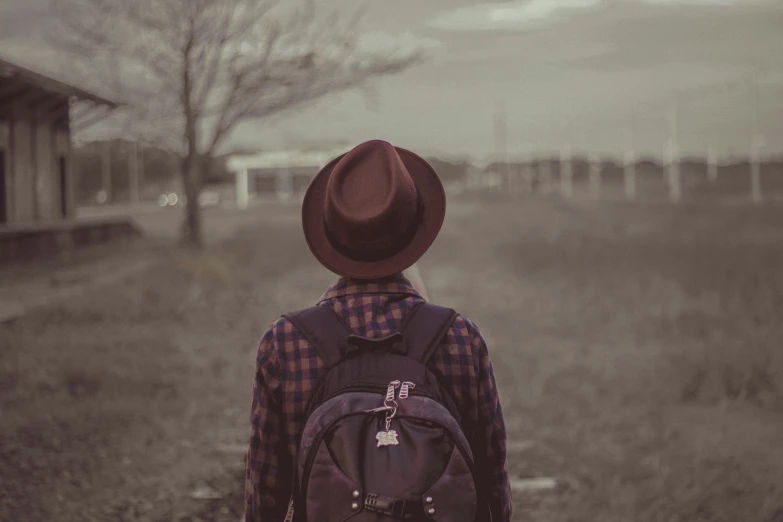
[[245, 274, 511, 522]]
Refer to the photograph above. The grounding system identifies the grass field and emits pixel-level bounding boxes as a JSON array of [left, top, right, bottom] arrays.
[[1, 195, 782, 522]]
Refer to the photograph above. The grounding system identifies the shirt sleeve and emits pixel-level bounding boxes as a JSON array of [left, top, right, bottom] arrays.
[[468, 321, 513, 522], [245, 322, 287, 522]]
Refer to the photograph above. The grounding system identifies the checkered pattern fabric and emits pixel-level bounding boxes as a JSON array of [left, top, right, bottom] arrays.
[[245, 274, 511, 522]]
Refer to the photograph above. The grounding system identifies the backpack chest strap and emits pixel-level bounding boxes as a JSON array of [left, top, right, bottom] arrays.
[[364, 493, 424, 520]]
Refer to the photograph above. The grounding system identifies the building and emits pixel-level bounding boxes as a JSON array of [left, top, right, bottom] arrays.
[[0, 55, 118, 226], [227, 148, 348, 208], [0, 55, 132, 264]]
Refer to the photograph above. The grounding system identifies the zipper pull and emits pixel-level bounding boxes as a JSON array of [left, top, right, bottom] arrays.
[[399, 381, 415, 399], [365, 405, 395, 414], [284, 497, 295, 522], [385, 380, 401, 403]]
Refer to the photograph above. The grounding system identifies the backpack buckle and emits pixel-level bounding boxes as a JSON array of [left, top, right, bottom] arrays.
[[364, 494, 409, 519]]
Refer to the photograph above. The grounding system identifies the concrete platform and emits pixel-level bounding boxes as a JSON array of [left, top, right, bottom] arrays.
[[0, 217, 140, 265]]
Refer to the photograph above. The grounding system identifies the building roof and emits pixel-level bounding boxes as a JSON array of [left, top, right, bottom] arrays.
[[0, 54, 119, 107], [227, 148, 348, 172]]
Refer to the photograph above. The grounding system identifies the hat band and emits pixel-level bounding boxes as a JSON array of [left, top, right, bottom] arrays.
[[324, 194, 425, 263]]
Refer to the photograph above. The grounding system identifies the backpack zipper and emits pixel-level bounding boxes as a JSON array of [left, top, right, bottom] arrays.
[[318, 382, 433, 406]]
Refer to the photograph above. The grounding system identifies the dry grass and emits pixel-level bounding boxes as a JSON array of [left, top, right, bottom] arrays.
[[426, 194, 783, 522], [0, 206, 334, 522], [1, 196, 783, 521]]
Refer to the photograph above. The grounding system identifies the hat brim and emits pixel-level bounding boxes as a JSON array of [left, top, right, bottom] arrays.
[[302, 147, 446, 280]]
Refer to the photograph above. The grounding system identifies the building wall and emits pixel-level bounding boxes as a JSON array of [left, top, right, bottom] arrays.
[[55, 128, 73, 219], [12, 117, 34, 221], [35, 121, 56, 220], [0, 110, 73, 225], [292, 172, 316, 196], [0, 120, 10, 222], [248, 166, 318, 200], [253, 175, 277, 195]]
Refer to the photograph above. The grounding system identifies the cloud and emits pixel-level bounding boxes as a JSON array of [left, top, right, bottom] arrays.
[[637, 0, 735, 4], [358, 30, 444, 54], [427, 0, 604, 31]]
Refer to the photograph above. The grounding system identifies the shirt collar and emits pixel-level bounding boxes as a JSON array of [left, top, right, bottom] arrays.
[[318, 273, 424, 303]]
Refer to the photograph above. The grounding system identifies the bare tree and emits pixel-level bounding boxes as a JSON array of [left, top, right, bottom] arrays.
[[51, 0, 424, 246]]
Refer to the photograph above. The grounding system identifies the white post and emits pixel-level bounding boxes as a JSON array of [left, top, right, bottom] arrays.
[[624, 128, 636, 200], [751, 134, 764, 203], [530, 154, 542, 193], [521, 159, 531, 193], [588, 152, 601, 198], [101, 140, 112, 203], [560, 144, 573, 198], [707, 144, 718, 183], [511, 160, 522, 197], [624, 149, 636, 201], [129, 140, 140, 204], [236, 168, 249, 209], [540, 155, 552, 193], [749, 68, 763, 204], [493, 99, 509, 195], [277, 167, 293, 202], [507, 164, 514, 196]]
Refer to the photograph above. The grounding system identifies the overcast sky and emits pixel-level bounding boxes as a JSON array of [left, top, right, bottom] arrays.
[[1, 0, 782, 161]]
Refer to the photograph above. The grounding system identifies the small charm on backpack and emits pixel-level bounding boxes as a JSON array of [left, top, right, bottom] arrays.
[[376, 428, 399, 447], [385, 380, 401, 403], [375, 380, 403, 447]]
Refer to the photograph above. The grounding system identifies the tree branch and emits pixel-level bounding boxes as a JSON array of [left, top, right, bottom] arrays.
[[51, 0, 426, 157]]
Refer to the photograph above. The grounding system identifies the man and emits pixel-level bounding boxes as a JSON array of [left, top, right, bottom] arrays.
[[245, 140, 511, 522]]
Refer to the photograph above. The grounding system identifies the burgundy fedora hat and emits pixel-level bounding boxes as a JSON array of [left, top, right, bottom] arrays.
[[302, 140, 446, 280]]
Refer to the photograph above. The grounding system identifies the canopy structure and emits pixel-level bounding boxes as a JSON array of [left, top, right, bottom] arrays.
[[0, 54, 120, 226], [228, 147, 348, 208], [0, 54, 119, 133]]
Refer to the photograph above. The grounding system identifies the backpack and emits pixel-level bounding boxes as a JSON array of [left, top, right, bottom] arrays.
[[282, 302, 491, 522]]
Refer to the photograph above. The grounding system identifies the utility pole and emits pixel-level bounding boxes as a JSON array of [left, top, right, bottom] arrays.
[[588, 150, 601, 199], [560, 143, 573, 198], [707, 143, 718, 183], [667, 101, 681, 203], [494, 99, 509, 194], [623, 127, 636, 200], [750, 68, 763, 203]]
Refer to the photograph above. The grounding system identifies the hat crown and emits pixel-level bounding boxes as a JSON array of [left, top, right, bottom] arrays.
[[324, 140, 420, 259], [301, 139, 446, 280]]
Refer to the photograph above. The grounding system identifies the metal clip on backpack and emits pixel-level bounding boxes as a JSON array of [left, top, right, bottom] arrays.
[[283, 302, 490, 522]]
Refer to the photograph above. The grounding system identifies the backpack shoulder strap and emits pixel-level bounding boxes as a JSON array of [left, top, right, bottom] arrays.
[[401, 303, 458, 365], [284, 305, 352, 368]]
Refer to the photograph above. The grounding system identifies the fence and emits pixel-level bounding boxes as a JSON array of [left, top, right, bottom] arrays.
[[469, 155, 783, 204]]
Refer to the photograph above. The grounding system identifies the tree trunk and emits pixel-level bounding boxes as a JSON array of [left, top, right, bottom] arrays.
[[182, 149, 203, 248], [181, 26, 203, 249]]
